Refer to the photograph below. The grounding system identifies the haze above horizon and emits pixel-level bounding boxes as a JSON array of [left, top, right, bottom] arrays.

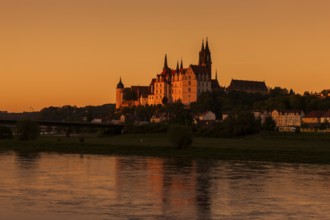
[[1, 0, 330, 112]]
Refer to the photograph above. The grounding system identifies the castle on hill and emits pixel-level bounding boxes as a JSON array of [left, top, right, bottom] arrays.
[[116, 39, 267, 109]]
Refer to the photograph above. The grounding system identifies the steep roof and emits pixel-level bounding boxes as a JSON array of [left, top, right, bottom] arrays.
[[149, 78, 156, 86], [228, 79, 268, 93], [131, 86, 149, 98], [277, 109, 303, 114], [190, 65, 209, 75], [211, 79, 220, 89], [304, 110, 326, 118], [321, 110, 330, 118]]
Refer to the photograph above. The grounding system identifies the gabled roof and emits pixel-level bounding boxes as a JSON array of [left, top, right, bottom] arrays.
[[190, 65, 209, 75], [321, 110, 330, 118], [228, 79, 268, 93], [150, 78, 156, 86], [304, 110, 326, 118], [160, 68, 172, 76], [131, 86, 149, 97], [276, 109, 303, 114]]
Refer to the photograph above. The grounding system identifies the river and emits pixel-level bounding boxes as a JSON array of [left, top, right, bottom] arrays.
[[0, 151, 329, 219]]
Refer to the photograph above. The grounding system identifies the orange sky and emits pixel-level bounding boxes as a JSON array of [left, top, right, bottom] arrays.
[[1, 0, 330, 112]]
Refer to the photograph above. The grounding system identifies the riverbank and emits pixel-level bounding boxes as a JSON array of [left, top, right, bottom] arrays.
[[1, 133, 330, 164]]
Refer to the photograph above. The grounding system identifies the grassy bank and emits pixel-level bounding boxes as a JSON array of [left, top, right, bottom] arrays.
[[1, 133, 330, 164]]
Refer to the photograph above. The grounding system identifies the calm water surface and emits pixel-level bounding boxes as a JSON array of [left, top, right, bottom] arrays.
[[0, 151, 329, 219]]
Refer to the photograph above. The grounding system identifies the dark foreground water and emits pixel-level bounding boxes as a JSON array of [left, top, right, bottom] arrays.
[[0, 151, 329, 220]]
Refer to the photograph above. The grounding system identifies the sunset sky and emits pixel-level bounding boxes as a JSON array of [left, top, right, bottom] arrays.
[[1, 0, 330, 112]]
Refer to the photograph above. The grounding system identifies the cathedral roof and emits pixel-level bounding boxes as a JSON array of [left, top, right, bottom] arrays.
[[211, 79, 220, 89], [190, 65, 209, 75], [227, 79, 268, 93]]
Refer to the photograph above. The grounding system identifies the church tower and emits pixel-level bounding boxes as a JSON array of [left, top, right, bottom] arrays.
[[116, 77, 124, 109], [198, 38, 212, 77]]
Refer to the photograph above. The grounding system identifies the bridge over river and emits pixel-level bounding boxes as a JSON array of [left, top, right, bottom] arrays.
[[0, 119, 124, 134]]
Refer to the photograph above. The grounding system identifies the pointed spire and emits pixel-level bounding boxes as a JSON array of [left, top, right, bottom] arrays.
[[205, 37, 210, 51], [180, 59, 183, 70], [176, 61, 179, 73], [116, 77, 124, 89], [215, 69, 218, 80], [201, 39, 205, 51], [163, 54, 168, 70]]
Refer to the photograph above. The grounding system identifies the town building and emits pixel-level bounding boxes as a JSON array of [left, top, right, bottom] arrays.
[[271, 110, 304, 131], [320, 110, 330, 124], [193, 111, 216, 125], [301, 110, 326, 127]]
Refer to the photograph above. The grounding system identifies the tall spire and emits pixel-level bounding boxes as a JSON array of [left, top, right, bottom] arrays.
[[215, 69, 218, 80], [205, 37, 209, 51], [163, 54, 168, 70], [180, 59, 183, 70], [199, 39, 205, 66], [176, 61, 179, 73]]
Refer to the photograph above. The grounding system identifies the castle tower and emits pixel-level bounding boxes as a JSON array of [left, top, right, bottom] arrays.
[[198, 38, 212, 77], [116, 77, 124, 109]]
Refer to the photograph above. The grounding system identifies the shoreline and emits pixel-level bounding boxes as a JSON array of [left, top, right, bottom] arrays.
[[1, 133, 330, 164]]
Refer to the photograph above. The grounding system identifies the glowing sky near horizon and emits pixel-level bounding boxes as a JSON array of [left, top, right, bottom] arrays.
[[1, 0, 330, 112]]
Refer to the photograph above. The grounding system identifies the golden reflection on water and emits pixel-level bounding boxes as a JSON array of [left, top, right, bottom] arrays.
[[0, 152, 329, 219]]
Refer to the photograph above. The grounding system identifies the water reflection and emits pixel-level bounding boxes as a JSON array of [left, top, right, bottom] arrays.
[[0, 153, 329, 219], [15, 151, 41, 169], [195, 161, 212, 220]]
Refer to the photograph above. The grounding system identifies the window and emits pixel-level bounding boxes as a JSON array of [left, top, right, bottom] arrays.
[[188, 88, 191, 92], [188, 81, 191, 85]]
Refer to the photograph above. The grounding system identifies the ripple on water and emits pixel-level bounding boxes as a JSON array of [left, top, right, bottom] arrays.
[[0, 153, 329, 219]]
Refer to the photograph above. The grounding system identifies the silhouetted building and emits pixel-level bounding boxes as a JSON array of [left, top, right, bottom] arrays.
[[227, 79, 268, 94]]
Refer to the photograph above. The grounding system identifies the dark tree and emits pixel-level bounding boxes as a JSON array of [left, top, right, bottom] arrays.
[[0, 126, 13, 139], [162, 96, 168, 105], [167, 124, 193, 148], [262, 116, 276, 131], [16, 120, 40, 141]]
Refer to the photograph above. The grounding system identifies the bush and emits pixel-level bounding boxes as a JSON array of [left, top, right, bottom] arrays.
[[167, 124, 193, 148], [262, 116, 276, 131], [0, 126, 13, 139], [16, 120, 40, 141], [194, 111, 261, 138]]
